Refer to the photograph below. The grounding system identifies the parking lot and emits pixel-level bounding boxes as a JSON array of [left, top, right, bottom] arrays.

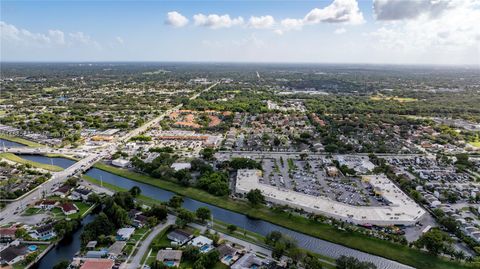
[[260, 157, 385, 206]]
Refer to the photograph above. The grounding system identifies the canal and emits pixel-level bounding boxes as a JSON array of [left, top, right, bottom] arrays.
[[31, 214, 96, 269], [0, 138, 26, 148], [20, 154, 412, 269]]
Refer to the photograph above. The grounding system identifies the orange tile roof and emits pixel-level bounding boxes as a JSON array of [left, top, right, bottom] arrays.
[[80, 259, 114, 269]]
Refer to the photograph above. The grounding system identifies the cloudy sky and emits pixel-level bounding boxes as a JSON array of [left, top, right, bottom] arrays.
[[1, 0, 479, 65]]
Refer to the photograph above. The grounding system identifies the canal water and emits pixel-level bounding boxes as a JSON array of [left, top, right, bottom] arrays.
[[0, 138, 26, 148], [22, 155, 412, 269], [31, 214, 96, 269], [18, 154, 76, 168]]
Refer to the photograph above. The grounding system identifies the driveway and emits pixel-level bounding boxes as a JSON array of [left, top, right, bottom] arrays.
[[126, 215, 176, 269]]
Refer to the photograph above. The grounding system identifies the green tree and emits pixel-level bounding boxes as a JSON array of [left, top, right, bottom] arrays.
[[414, 228, 453, 255], [148, 205, 168, 221], [201, 147, 216, 160], [336, 256, 376, 269], [303, 253, 323, 269], [227, 224, 237, 233], [168, 195, 184, 208], [246, 189, 265, 206], [129, 186, 142, 197], [195, 207, 211, 222], [176, 209, 195, 227]]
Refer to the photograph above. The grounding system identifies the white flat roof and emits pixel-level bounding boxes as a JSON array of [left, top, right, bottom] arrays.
[[235, 170, 425, 226]]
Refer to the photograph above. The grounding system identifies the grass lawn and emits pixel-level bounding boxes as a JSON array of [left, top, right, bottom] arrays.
[[93, 163, 472, 269], [22, 207, 45, 216], [68, 202, 94, 219], [130, 227, 149, 242], [0, 134, 44, 147], [0, 153, 63, 172], [150, 226, 174, 250]]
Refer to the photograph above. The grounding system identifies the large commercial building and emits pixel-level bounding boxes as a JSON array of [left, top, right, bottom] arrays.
[[235, 170, 425, 226]]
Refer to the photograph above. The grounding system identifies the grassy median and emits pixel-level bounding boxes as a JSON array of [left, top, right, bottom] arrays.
[[93, 162, 472, 269]]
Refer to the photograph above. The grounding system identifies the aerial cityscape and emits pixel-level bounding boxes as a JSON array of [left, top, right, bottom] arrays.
[[0, 1, 479, 269]]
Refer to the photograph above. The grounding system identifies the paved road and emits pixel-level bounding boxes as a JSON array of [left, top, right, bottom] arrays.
[[127, 215, 176, 269]]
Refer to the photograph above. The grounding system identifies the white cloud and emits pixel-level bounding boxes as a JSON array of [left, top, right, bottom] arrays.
[[193, 13, 244, 29], [248, 15, 275, 29], [0, 21, 103, 51], [304, 0, 364, 25], [0, 21, 66, 46], [48, 30, 65, 45], [334, 27, 346, 34], [165, 11, 189, 27], [116, 36, 124, 44], [280, 18, 304, 31], [68, 32, 101, 49], [373, 0, 452, 21], [275, 0, 364, 34], [369, 0, 480, 53]]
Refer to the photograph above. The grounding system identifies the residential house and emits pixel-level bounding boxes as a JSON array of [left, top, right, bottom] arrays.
[[31, 223, 55, 240], [0, 228, 17, 242], [217, 244, 238, 265], [0, 245, 28, 265], [167, 229, 192, 245], [107, 241, 126, 259], [80, 259, 114, 269], [54, 184, 71, 198], [85, 250, 107, 259], [60, 203, 78, 215], [34, 200, 57, 210], [190, 236, 213, 252], [156, 249, 182, 267], [230, 253, 265, 269], [71, 188, 92, 201], [116, 228, 135, 241]]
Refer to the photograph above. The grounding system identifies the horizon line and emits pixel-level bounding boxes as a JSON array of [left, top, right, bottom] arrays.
[[1, 60, 479, 68]]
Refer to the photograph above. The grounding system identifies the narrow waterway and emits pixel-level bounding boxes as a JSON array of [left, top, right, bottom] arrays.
[[23, 155, 413, 269], [0, 138, 26, 148], [30, 214, 96, 269]]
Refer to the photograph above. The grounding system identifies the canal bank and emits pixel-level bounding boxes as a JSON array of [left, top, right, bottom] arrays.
[[87, 166, 423, 269], [16, 154, 468, 269], [30, 214, 96, 269]]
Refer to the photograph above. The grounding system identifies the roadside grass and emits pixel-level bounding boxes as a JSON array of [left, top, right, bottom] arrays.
[[0, 134, 44, 147], [0, 153, 63, 172], [22, 207, 45, 216], [93, 162, 473, 269]]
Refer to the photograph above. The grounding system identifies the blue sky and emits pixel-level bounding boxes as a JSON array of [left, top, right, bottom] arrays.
[[1, 0, 479, 65]]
